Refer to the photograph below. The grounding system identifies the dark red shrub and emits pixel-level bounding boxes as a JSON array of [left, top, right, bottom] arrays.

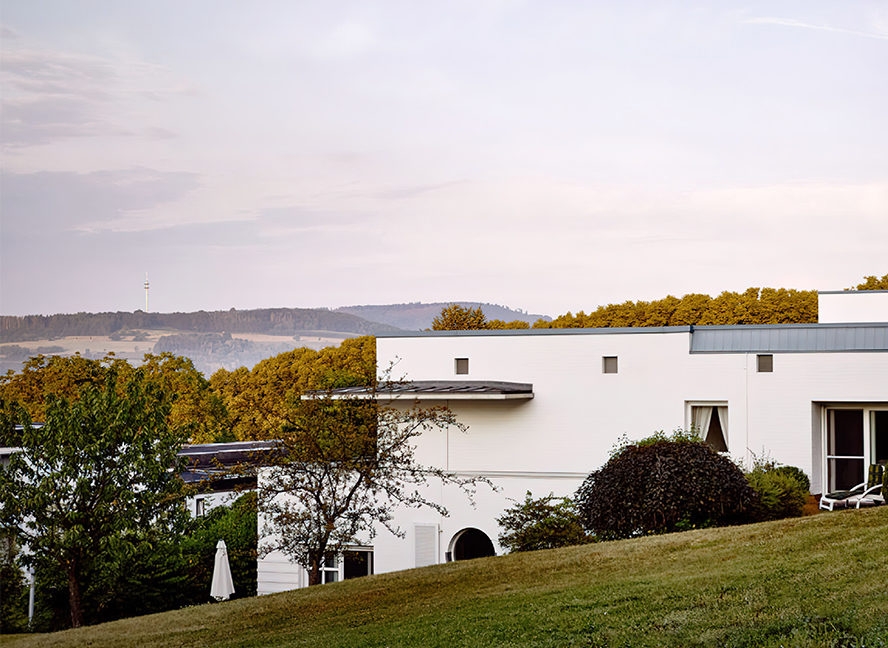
[[576, 439, 755, 540]]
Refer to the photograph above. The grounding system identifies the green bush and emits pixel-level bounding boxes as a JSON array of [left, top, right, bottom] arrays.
[[496, 491, 590, 553], [20, 492, 257, 631], [771, 465, 811, 492], [745, 464, 808, 522], [576, 432, 755, 540], [0, 537, 30, 633]]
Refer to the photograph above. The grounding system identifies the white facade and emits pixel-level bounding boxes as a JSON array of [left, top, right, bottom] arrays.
[[258, 304, 888, 594], [818, 290, 888, 324]]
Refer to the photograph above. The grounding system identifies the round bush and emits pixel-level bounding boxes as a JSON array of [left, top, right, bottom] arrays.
[[771, 465, 811, 493], [745, 467, 808, 521], [496, 491, 590, 553], [576, 440, 755, 540]]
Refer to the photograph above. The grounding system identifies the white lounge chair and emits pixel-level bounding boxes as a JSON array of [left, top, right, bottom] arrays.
[[819, 464, 886, 511]]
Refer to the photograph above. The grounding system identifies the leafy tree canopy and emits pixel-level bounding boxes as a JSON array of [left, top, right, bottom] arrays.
[[431, 304, 488, 330], [209, 336, 375, 441], [0, 369, 190, 628], [431, 305, 530, 331], [850, 273, 888, 290], [537, 287, 819, 329], [0, 352, 227, 444]]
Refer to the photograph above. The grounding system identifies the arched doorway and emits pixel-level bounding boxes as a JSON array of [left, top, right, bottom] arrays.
[[449, 528, 495, 561]]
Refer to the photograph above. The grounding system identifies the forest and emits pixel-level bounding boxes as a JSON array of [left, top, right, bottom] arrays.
[[0, 306, 398, 343]]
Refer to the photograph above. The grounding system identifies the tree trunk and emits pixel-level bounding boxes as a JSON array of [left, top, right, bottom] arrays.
[[308, 557, 321, 586], [67, 559, 83, 628]]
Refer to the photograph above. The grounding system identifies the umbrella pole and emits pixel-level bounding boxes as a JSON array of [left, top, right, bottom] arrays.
[[28, 566, 35, 628]]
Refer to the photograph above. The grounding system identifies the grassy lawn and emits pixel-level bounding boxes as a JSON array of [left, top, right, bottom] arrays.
[[3, 507, 886, 648]]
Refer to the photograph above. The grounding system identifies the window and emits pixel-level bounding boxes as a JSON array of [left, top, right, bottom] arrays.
[[602, 356, 618, 374], [319, 549, 374, 583], [455, 358, 469, 375], [343, 549, 374, 580], [757, 354, 773, 372], [689, 404, 728, 452], [195, 497, 205, 517], [825, 407, 888, 492], [321, 554, 339, 583]]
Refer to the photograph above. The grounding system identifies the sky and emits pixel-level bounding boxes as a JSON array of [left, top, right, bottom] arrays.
[[1, 1, 886, 318]]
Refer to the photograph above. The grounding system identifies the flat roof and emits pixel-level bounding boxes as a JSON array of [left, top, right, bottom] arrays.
[[377, 323, 888, 353], [377, 326, 691, 338]]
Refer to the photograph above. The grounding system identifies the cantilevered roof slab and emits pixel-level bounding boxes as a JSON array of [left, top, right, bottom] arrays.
[[316, 381, 534, 401]]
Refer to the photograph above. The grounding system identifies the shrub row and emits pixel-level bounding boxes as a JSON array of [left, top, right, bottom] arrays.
[[499, 434, 812, 550]]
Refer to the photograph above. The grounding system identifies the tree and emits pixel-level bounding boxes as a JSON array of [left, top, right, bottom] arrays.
[[851, 273, 888, 290], [431, 304, 488, 330], [496, 491, 589, 553], [487, 319, 530, 329], [209, 336, 375, 441], [0, 369, 188, 628], [575, 431, 755, 540], [0, 352, 227, 444], [260, 386, 486, 586]]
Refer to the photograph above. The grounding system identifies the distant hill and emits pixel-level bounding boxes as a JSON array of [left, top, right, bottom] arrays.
[[0, 308, 401, 376], [336, 302, 551, 330], [0, 307, 400, 343]]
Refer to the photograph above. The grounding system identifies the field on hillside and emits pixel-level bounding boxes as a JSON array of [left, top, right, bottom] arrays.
[[0, 330, 353, 376], [2, 507, 886, 648]]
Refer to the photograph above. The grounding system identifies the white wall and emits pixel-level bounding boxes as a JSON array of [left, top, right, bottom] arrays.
[[185, 490, 240, 518], [372, 330, 888, 575], [818, 291, 888, 323], [258, 328, 888, 590]]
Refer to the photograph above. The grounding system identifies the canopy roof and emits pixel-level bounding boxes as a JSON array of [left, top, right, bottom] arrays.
[[317, 380, 534, 401]]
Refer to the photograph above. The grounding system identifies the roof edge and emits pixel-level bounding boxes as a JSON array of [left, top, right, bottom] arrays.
[[377, 322, 888, 338]]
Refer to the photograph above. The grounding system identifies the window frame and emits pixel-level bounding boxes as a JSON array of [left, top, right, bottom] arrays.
[[685, 401, 729, 452], [822, 404, 888, 492], [454, 358, 469, 375]]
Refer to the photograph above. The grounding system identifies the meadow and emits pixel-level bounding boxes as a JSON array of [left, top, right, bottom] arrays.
[[2, 507, 885, 648]]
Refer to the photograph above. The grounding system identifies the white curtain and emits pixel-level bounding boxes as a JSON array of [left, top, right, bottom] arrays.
[[716, 406, 729, 447], [693, 406, 712, 438]]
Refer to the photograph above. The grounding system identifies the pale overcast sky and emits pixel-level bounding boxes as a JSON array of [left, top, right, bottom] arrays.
[[1, 1, 886, 318]]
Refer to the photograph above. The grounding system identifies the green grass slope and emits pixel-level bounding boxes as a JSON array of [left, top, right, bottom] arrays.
[[4, 508, 887, 648]]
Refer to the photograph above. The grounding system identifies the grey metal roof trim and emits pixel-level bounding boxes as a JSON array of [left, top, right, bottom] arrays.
[[179, 441, 277, 455], [690, 323, 888, 353], [818, 289, 888, 294], [377, 326, 692, 338]]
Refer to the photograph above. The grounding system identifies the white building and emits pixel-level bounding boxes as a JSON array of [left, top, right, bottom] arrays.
[[257, 290, 888, 594]]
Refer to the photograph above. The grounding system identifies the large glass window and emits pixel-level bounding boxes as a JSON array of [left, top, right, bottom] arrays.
[[825, 407, 888, 492], [826, 409, 864, 492], [872, 411, 888, 465]]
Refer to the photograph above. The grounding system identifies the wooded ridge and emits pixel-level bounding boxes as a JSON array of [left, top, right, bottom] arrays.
[[0, 307, 401, 343]]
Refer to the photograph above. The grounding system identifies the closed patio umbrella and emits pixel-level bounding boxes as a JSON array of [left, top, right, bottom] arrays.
[[210, 540, 235, 601]]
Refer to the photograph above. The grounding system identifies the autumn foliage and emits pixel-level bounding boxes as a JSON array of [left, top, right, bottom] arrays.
[[536, 287, 819, 329]]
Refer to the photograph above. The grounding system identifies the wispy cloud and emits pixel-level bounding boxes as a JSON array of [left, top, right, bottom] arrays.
[[0, 42, 193, 147], [744, 17, 888, 41]]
